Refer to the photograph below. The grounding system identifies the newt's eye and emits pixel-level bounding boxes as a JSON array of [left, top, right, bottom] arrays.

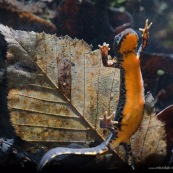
[[114, 34, 121, 45], [113, 34, 121, 52]]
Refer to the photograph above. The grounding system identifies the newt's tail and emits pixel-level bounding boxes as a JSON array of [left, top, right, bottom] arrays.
[[37, 135, 112, 171]]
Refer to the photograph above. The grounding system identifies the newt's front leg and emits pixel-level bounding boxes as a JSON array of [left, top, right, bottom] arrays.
[[137, 19, 152, 57], [98, 43, 119, 68]]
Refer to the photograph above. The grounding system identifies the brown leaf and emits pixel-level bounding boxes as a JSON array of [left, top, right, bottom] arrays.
[[0, 24, 167, 167], [0, 24, 119, 148], [0, 0, 57, 33], [157, 105, 173, 147]]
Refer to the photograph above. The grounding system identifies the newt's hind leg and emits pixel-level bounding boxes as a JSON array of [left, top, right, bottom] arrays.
[[121, 142, 135, 170], [100, 111, 118, 132]]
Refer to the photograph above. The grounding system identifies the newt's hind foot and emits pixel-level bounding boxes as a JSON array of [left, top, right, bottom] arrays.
[[100, 111, 118, 131]]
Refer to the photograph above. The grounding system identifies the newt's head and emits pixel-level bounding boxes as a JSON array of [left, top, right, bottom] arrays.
[[113, 29, 138, 55]]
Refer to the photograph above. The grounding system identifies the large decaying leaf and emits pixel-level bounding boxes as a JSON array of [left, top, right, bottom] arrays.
[[0, 24, 167, 167], [0, 24, 119, 145]]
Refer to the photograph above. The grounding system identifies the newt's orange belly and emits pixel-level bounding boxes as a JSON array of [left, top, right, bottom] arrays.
[[109, 55, 144, 149], [120, 56, 144, 143], [120, 56, 144, 142], [118, 98, 144, 143]]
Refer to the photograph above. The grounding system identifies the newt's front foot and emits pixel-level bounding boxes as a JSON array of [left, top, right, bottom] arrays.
[[100, 111, 118, 131], [98, 42, 110, 57], [139, 19, 152, 39], [98, 43, 117, 66]]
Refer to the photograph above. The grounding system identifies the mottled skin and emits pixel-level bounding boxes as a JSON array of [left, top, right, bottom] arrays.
[[37, 19, 152, 171]]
